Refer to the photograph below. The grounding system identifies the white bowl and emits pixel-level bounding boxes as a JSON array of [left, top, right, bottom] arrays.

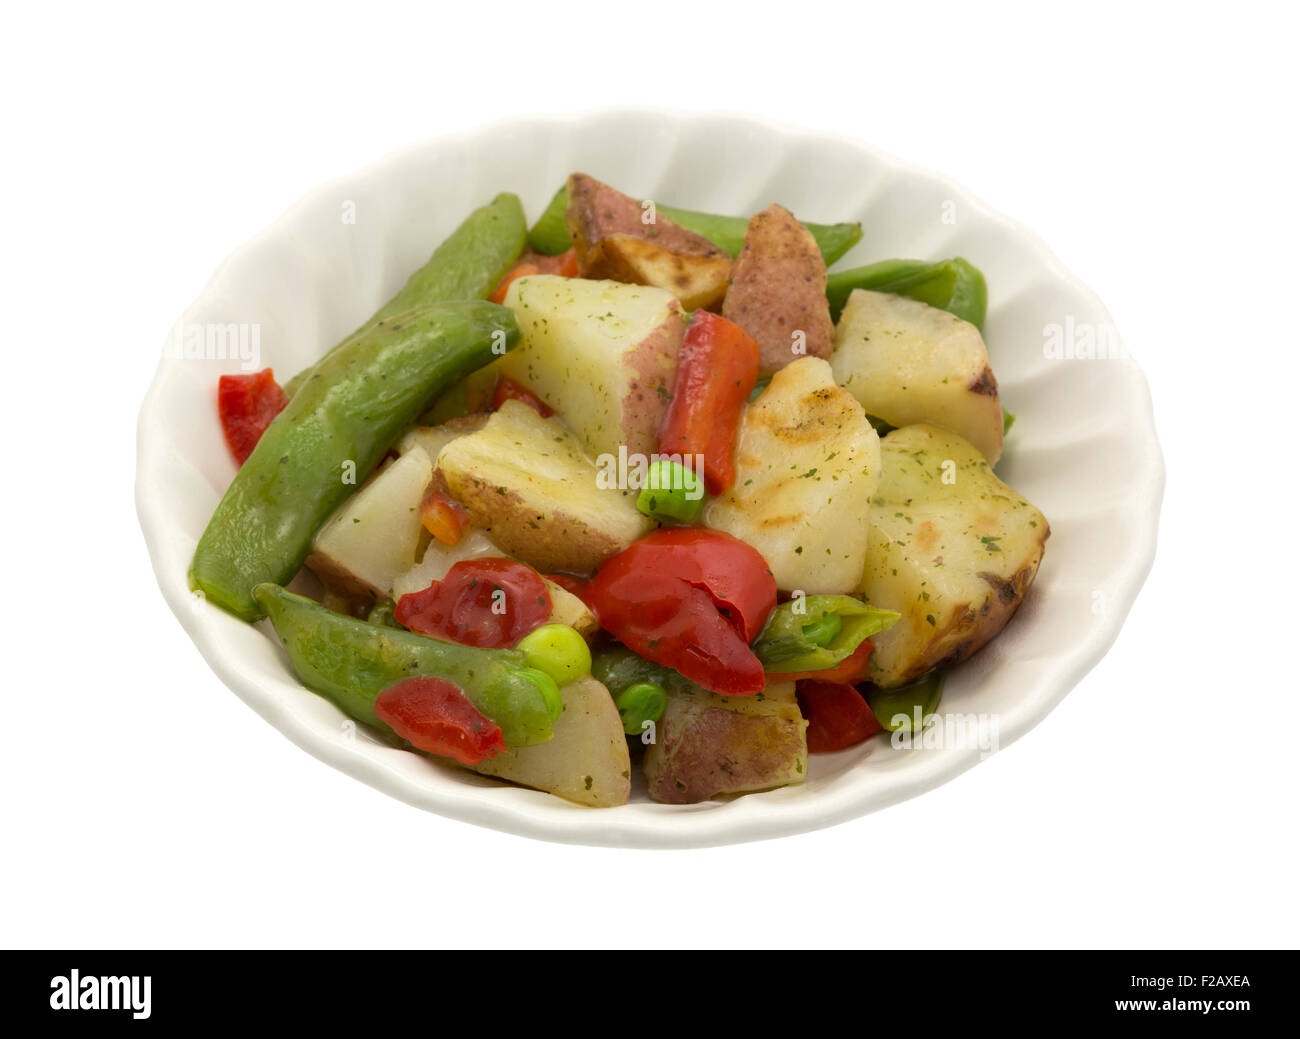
[[136, 110, 1163, 848]]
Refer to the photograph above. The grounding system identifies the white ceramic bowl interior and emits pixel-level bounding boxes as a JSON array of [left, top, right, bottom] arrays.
[[136, 110, 1163, 847]]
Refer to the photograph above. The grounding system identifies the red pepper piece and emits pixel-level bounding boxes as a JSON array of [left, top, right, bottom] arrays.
[[217, 368, 287, 465], [420, 474, 471, 546], [551, 248, 580, 278], [603, 528, 775, 643], [658, 311, 759, 495], [582, 529, 776, 695], [489, 248, 579, 304], [490, 375, 554, 417], [395, 558, 552, 649], [375, 676, 507, 766], [544, 572, 587, 597], [588, 569, 766, 696], [797, 680, 883, 753], [490, 263, 542, 304]]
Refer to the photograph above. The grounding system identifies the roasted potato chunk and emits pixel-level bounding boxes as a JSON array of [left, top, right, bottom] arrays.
[[862, 424, 1049, 687], [436, 399, 652, 574], [474, 676, 631, 807], [307, 447, 433, 599], [397, 413, 488, 463], [576, 233, 732, 311], [643, 681, 807, 804], [722, 203, 834, 375], [566, 173, 731, 309], [705, 356, 880, 593], [832, 289, 1004, 463], [499, 275, 684, 459], [566, 173, 725, 254]]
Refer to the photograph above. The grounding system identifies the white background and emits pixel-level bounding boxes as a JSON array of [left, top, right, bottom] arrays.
[[3, 1, 1297, 949]]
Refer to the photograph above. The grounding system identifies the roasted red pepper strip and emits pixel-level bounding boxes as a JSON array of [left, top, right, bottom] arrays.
[[658, 311, 759, 495], [491, 375, 554, 417], [217, 368, 287, 465], [375, 676, 507, 765], [774, 639, 875, 684], [797, 680, 883, 753], [395, 558, 552, 649], [582, 529, 775, 695]]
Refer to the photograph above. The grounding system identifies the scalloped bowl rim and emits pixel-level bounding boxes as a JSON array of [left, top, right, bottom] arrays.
[[136, 109, 1163, 848]]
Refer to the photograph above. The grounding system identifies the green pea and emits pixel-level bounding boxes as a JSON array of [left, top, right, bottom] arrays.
[[636, 459, 706, 524], [516, 624, 592, 687], [615, 682, 668, 736], [516, 666, 564, 723], [801, 612, 842, 648]]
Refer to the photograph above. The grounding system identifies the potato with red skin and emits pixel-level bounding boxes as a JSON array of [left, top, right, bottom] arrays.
[[498, 275, 685, 460], [435, 400, 652, 575], [723, 203, 835, 375], [643, 681, 808, 804], [565, 173, 733, 310], [565, 173, 727, 261]]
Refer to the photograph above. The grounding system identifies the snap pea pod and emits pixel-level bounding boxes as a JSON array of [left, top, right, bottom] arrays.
[[864, 672, 945, 733], [191, 300, 520, 621], [366, 599, 399, 629], [527, 186, 864, 265], [283, 193, 526, 397], [754, 595, 900, 675], [592, 645, 689, 697], [526, 188, 570, 256], [826, 257, 988, 328], [253, 584, 556, 747]]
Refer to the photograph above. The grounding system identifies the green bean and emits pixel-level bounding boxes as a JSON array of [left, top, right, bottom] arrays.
[[253, 584, 555, 747], [191, 300, 519, 621], [527, 186, 863, 265], [283, 193, 525, 397], [826, 257, 988, 328]]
